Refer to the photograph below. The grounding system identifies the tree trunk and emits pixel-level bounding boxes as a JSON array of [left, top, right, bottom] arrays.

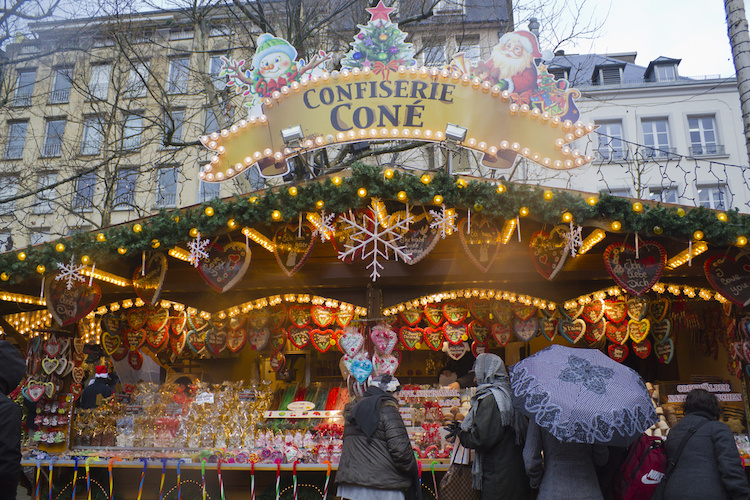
[[725, 0, 750, 164]]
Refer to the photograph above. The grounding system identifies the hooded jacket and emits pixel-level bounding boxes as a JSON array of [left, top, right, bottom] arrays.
[[0, 341, 26, 478]]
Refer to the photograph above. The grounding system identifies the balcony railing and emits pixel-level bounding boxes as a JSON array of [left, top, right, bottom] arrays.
[[3, 146, 23, 160], [88, 84, 108, 100], [42, 142, 62, 157], [49, 89, 70, 104], [155, 191, 177, 207], [595, 148, 627, 161], [689, 144, 725, 156], [638, 146, 677, 159], [12, 94, 32, 107], [122, 137, 141, 150], [80, 142, 100, 155]]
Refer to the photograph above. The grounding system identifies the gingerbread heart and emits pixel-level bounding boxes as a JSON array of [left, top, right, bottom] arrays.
[[336, 308, 354, 328], [146, 325, 168, 351], [581, 299, 604, 323], [206, 328, 227, 356], [273, 222, 315, 277], [126, 308, 148, 330], [628, 318, 651, 343], [585, 318, 607, 344], [246, 309, 269, 330], [558, 319, 586, 344], [561, 302, 584, 320], [443, 303, 468, 325], [469, 321, 490, 344], [270, 329, 286, 352], [402, 214, 441, 265], [446, 342, 469, 361], [633, 339, 652, 359], [370, 324, 398, 355], [126, 328, 146, 351], [649, 297, 670, 323], [468, 299, 492, 322], [399, 326, 422, 350], [345, 355, 373, 384], [25, 382, 45, 402], [311, 305, 335, 328], [443, 323, 467, 345], [128, 350, 143, 370], [540, 317, 558, 341], [170, 331, 187, 356], [627, 297, 649, 320], [424, 304, 444, 326], [288, 306, 311, 328], [111, 342, 128, 361], [652, 319, 671, 343], [101, 312, 125, 336], [604, 300, 628, 323], [43, 381, 56, 399], [227, 321, 248, 353], [270, 351, 286, 372], [513, 304, 537, 322], [187, 326, 207, 354], [311, 329, 334, 353], [339, 327, 365, 356], [101, 332, 121, 356], [458, 216, 501, 273], [69, 383, 83, 401], [423, 327, 444, 351], [45, 275, 101, 326], [492, 301, 513, 324], [399, 309, 423, 327], [71, 366, 85, 384], [372, 353, 399, 376], [57, 338, 70, 356], [604, 241, 666, 296], [132, 252, 168, 305], [608, 343, 629, 363], [656, 338, 674, 364], [605, 321, 628, 345], [492, 323, 512, 346], [198, 240, 251, 293], [288, 327, 310, 349], [471, 342, 488, 357], [247, 328, 270, 351], [55, 357, 69, 376], [146, 307, 170, 332], [73, 337, 85, 354], [44, 337, 61, 358], [529, 226, 569, 280], [42, 357, 59, 375], [268, 306, 287, 330], [514, 318, 538, 342]]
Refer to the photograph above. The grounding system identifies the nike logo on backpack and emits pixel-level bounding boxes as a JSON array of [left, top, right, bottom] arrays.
[[641, 469, 665, 484]]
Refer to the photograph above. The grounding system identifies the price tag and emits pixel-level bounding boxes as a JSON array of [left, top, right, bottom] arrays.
[[195, 392, 214, 405]]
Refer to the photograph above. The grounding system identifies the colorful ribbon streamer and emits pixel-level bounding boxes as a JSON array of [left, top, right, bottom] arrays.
[[85, 458, 93, 500], [250, 461, 255, 500], [137, 458, 148, 500], [47, 460, 54, 500], [201, 459, 207, 500], [34, 458, 41, 500], [218, 460, 225, 500], [71, 457, 78, 500], [275, 459, 282, 500], [417, 460, 422, 490], [293, 461, 299, 500], [177, 459, 185, 500], [431, 461, 438, 497], [322, 460, 331, 499], [159, 458, 167, 500], [108, 457, 121, 499]]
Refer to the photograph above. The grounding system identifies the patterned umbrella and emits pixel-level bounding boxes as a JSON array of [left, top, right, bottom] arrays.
[[508, 344, 657, 447]]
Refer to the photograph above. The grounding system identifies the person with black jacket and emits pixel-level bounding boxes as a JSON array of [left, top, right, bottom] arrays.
[[336, 374, 421, 500], [80, 365, 113, 409], [0, 340, 27, 500], [655, 388, 750, 500]]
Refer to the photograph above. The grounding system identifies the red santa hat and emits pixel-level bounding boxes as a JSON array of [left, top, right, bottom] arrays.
[[95, 365, 109, 378], [501, 30, 543, 58]]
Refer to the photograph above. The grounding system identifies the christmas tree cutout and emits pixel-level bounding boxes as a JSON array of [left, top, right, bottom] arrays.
[[341, 0, 415, 80]]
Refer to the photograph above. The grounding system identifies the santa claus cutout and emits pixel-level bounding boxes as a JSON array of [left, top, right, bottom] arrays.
[[489, 30, 542, 94]]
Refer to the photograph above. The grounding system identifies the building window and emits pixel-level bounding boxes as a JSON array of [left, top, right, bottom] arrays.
[[43, 119, 66, 157], [73, 171, 96, 210], [209, 25, 233, 37], [0, 176, 19, 215], [688, 116, 722, 156], [434, 0, 465, 14], [30, 229, 53, 245], [156, 166, 177, 207], [167, 57, 190, 94], [114, 168, 138, 209], [209, 55, 227, 91], [81, 116, 103, 155], [0, 231, 13, 251], [649, 186, 678, 204], [50, 67, 73, 104], [698, 185, 726, 210], [549, 67, 568, 80], [122, 114, 143, 150], [88, 64, 111, 100], [655, 65, 677, 82], [169, 28, 194, 41], [13, 69, 36, 106], [596, 120, 625, 160], [198, 179, 221, 202], [607, 188, 631, 198], [33, 172, 57, 214], [421, 42, 445, 65], [124, 62, 149, 98], [4, 122, 28, 159], [596, 66, 622, 85], [641, 118, 671, 158], [163, 109, 185, 147], [204, 107, 219, 134], [456, 35, 480, 63], [67, 225, 92, 235]]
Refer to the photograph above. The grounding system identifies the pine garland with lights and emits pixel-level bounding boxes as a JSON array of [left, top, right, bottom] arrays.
[[1, 163, 749, 284]]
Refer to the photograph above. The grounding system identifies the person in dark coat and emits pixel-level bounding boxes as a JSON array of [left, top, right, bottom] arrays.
[[80, 365, 113, 409], [457, 353, 530, 500], [438, 346, 475, 389], [336, 374, 420, 500], [0, 340, 27, 500], [523, 421, 608, 499], [656, 388, 750, 500]]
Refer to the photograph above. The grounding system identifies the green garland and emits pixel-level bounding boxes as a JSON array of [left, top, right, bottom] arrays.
[[1, 163, 748, 284]]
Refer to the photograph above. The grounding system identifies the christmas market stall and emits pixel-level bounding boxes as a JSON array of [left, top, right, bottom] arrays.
[[3, 4, 750, 498]]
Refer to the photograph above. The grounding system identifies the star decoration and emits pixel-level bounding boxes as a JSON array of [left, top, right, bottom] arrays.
[[55, 255, 87, 290], [366, 0, 396, 22], [187, 233, 211, 268]]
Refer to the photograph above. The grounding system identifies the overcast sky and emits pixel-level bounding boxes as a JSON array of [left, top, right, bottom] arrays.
[[545, 0, 738, 78]]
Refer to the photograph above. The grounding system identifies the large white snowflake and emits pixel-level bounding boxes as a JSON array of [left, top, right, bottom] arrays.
[[55, 255, 87, 290], [187, 233, 211, 267], [562, 222, 584, 257], [428, 204, 458, 239], [337, 209, 414, 281]]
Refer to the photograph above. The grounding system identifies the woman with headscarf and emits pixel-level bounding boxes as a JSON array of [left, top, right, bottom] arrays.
[[457, 353, 531, 499], [336, 374, 421, 500]]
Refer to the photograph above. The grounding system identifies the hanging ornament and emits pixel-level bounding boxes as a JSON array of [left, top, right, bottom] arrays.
[[55, 255, 86, 290], [563, 222, 584, 258], [187, 232, 211, 268], [379, 34, 388, 41], [428, 205, 458, 239]]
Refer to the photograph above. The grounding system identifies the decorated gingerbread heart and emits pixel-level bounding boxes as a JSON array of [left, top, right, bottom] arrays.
[[399, 308, 423, 327], [398, 326, 422, 351], [656, 338, 674, 363], [370, 324, 398, 355], [446, 341, 469, 361], [273, 222, 315, 277], [247, 328, 270, 351], [581, 299, 604, 324], [338, 327, 365, 356], [424, 304, 444, 326], [627, 318, 651, 344], [269, 329, 286, 352], [469, 321, 490, 344], [206, 327, 227, 356], [471, 341, 488, 357], [443, 323, 467, 345], [458, 216, 501, 273], [584, 318, 607, 344], [423, 327, 444, 351], [443, 302, 468, 325], [604, 241, 666, 296], [288, 306, 311, 328], [649, 297, 670, 323], [604, 299, 628, 323], [605, 321, 629, 345], [198, 240, 251, 293], [608, 343, 629, 363], [288, 327, 310, 350], [311, 305, 335, 328], [529, 226, 570, 280], [372, 353, 399, 376], [558, 319, 586, 344], [492, 323, 512, 346], [402, 213, 441, 265], [345, 355, 373, 384], [45, 275, 101, 326], [311, 329, 334, 353], [633, 339, 652, 359], [101, 332, 121, 356], [514, 317, 538, 342], [270, 351, 286, 372], [652, 319, 671, 343], [226, 321, 248, 353], [468, 299, 492, 322], [540, 317, 558, 341]]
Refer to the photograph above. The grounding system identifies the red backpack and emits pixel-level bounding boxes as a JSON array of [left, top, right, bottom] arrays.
[[613, 434, 667, 500]]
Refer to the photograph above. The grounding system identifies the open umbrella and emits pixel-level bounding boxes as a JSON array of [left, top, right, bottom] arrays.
[[508, 344, 657, 447]]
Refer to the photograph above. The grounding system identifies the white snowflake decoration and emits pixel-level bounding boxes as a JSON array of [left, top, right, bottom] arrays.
[[562, 222, 584, 257], [337, 209, 414, 281], [428, 204, 458, 239], [312, 210, 337, 242], [55, 255, 87, 290], [187, 232, 211, 267]]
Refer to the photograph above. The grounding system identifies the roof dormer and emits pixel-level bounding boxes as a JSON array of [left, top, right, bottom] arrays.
[[645, 56, 681, 82], [592, 60, 626, 85]]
